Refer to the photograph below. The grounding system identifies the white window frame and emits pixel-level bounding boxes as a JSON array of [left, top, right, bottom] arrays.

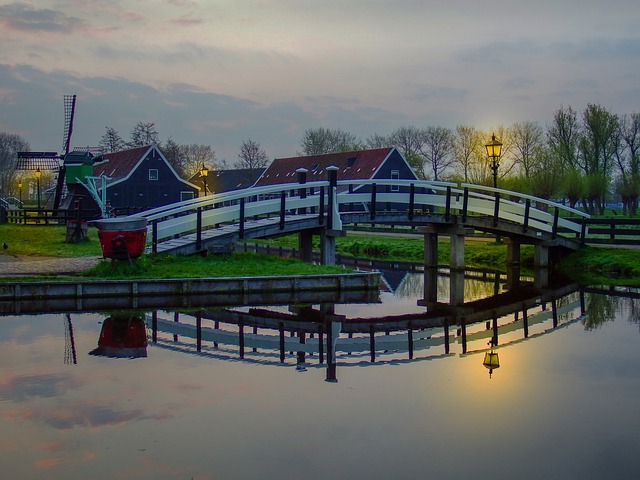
[[391, 170, 400, 191], [149, 169, 159, 181]]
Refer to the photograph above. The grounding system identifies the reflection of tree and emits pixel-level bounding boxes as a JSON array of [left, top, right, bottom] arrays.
[[583, 294, 618, 330]]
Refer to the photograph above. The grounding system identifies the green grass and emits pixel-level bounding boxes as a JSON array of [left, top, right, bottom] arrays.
[[253, 234, 535, 271], [559, 246, 640, 285], [83, 252, 348, 279], [0, 224, 101, 256]]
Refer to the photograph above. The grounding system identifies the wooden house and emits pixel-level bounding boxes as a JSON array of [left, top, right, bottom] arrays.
[[92, 144, 198, 212]]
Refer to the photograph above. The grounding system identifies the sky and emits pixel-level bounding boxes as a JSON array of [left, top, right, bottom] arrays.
[[1, 0, 639, 164]]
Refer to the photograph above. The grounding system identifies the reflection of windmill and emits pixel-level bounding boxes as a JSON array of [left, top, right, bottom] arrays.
[[64, 314, 78, 365]]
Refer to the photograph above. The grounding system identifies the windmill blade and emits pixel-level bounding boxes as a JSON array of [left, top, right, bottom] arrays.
[[62, 94, 77, 156]]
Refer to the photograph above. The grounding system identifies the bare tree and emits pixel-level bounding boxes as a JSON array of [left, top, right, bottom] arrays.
[[236, 139, 269, 170], [615, 113, 640, 215], [420, 126, 455, 180], [452, 125, 483, 182], [298, 128, 362, 156], [182, 144, 217, 176], [365, 133, 392, 149], [389, 126, 426, 178], [0, 132, 30, 197], [511, 121, 545, 176], [161, 137, 187, 177], [130, 121, 160, 148], [547, 106, 580, 171], [99, 127, 126, 153]]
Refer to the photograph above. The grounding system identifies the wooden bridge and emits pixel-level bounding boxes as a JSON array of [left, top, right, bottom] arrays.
[[135, 168, 590, 269]]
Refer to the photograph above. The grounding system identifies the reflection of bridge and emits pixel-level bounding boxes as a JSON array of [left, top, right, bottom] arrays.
[[135, 172, 589, 269], [145, 277, 589, 382]]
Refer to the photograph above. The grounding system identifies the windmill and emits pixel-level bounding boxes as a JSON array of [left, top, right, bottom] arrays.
[[17, 95, 103, 219], [16, 94, 77, 210]]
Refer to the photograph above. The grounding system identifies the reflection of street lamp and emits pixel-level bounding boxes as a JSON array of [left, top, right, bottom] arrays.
[[35, 168, 42, 209], [483, 341, 500, 379], [18, 181, 22, 203], [199, 163, 209, 196], [485, 133, 503, 189]]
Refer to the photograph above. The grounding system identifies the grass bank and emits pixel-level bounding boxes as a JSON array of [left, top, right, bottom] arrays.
[[3, 224, 640, 284]]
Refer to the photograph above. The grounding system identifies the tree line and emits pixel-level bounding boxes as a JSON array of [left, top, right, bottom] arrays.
[[1, 104, 639, 215], [297, 105, 640, 215]]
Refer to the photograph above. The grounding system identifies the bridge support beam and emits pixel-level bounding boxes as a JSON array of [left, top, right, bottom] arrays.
[[534, 243, 550, 268], [320, 230, 337, 265], [423, 225, 473, 271], [298, 231, 314, 262], [504, 238, 521, 288]]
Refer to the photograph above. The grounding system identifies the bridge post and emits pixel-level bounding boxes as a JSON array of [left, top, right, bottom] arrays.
[[298, 230, 313, 262], [320, 229, 336, 265], [449, 229, 466, 271], [423, 231, 438, 268], [504, 238, 521, 287]]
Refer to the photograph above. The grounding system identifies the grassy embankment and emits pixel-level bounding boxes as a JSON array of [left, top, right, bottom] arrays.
[[0, 224, 346, 279], [1, 223, 639, 284]]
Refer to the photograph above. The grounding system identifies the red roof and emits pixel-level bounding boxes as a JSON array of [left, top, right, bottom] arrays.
[[93, 145, 151, 182], [254, 147, 397, 187]]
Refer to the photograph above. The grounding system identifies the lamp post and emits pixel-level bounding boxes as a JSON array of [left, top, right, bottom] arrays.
[[199, 163, 209, 196], [485, 133, 503, 189], [18, 181, 22, 203], [35, 167, 42, 209]]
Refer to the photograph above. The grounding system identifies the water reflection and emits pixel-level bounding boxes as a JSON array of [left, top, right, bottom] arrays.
[[132, 267, 596, 383], [89, 314, 148, 358]]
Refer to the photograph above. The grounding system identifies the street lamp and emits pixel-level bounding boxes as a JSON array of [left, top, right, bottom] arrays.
[[35, 167, 42, 209], [485, 133, 503, 189], [18, 181, 22, 203], [199, 163, 209, 196]]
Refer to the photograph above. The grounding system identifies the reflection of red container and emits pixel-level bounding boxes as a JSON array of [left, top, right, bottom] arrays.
[[89, 315, 148, 358], [92, 217, 148, 260]]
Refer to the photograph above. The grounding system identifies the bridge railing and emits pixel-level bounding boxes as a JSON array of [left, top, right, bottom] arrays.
[[138, 178, 590, 249], [336, 179, 589, 237]]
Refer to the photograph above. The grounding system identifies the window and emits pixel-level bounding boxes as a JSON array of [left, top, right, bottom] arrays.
[[180, 191, 195, 201], [149, 169, 158, 181], [391, 170, 400, 191]]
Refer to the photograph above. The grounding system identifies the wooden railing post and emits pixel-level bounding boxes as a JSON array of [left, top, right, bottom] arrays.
[[239, 197, 245, 239], [279, 191, 286, 230], [552, 206, 559, 238], [319, 186, 325, 225], [152, 220, 158, 254], [493, 192, 500, 227], [196, 207, 202, 250], [523, 199, 531, 233], [462, 187, 469, 222], [408, 183, 415, 221], [445, 186, 451, 222], [370, 183, 377, 221]]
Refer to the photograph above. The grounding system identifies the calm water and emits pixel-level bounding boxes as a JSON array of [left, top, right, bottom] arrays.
[[1, 269, 639, 480]]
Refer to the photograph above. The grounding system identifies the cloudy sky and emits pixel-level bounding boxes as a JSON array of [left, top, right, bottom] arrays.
[[1, 0, 639, 163]]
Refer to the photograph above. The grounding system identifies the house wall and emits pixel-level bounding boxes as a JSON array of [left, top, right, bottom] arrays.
[[107, 149, 197, 210]]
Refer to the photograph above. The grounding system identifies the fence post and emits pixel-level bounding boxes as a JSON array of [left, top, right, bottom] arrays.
[[552, 207, 559, 238], [318, 186, 325, 225]]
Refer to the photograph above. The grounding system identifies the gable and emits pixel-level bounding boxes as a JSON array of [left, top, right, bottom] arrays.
[[93, 144, 198, 190]]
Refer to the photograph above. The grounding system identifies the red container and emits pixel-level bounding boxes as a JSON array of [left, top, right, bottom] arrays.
[[97, 228, 147, 259], [92, 217, 148, 260]]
